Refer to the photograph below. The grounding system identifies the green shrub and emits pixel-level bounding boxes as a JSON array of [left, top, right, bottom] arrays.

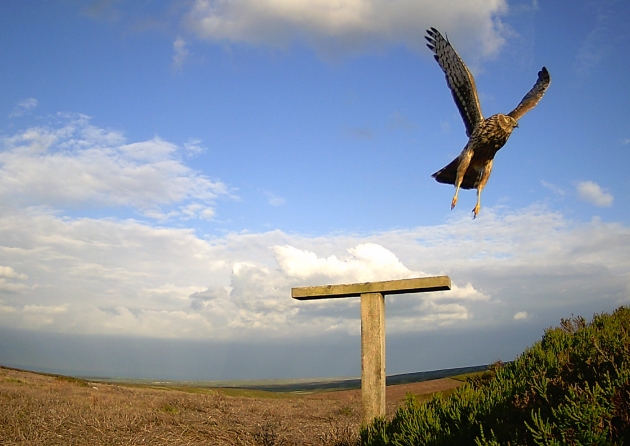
[[361, 306, 630, 445]]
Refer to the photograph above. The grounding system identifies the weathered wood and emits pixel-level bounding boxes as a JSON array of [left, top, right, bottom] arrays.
[[361, 293, 386, 425], [291, 275, 452, 425], [292, 276, 451, 300]]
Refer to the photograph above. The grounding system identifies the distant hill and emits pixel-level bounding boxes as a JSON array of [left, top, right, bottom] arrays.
[[1, 363, 489, 393], [220, 364, 490, 392]]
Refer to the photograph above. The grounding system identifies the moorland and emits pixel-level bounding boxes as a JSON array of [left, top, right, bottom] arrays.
[[0, 365, 468, 445]]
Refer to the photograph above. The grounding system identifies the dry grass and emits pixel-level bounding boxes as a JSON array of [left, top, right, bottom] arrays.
[[0, 366, 360, 445], [0, 366, 465, 445]]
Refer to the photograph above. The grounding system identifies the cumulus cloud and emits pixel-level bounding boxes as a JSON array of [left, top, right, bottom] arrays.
[[0, 114, 230, 219], [0, 266, 28, 280], [0, 207, 231, 337], [9, 98, 38, 118], [184, 0, 509, 59], [0, 204, 628, 341], [274, 243, 416, 284], [0, 266, 30, 293], [576, 181, 613, 207], [447, 282, 488, 302]]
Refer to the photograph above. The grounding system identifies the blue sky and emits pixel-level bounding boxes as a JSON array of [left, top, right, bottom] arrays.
[[0, 0, 629, 380]]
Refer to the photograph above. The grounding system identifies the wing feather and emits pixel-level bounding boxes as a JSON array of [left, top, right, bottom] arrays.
[[425, 27, 483, 137], [508, 67, 551, 121]]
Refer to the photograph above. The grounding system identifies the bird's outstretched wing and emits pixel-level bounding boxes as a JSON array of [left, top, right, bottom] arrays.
[[508, 67, 551, 121], [425, 27, 483, 137]]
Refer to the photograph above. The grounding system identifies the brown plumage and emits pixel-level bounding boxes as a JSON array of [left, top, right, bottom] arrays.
[[425, 27, 551, 218]]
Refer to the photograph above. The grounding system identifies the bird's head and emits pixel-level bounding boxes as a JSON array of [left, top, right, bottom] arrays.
[[498, 114, 519, 132]]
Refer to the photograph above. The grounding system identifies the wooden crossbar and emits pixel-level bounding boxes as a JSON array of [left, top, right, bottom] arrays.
[[292, 275, 451, 300], [291, 275, 451, 425]]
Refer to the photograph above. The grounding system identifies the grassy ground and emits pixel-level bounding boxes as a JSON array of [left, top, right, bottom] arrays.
[[0, 366, 360, 445], [0, 365, 473, 445]]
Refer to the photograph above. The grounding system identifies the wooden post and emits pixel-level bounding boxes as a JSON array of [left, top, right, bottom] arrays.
[[292, 276, 451, 425], [361, 292, 386, 422]]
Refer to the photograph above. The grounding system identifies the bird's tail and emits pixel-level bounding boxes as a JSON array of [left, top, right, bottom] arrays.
[[432, 157, 479, 190]]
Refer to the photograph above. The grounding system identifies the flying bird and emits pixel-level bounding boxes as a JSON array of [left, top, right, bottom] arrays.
[[425, 27, 550, 218]]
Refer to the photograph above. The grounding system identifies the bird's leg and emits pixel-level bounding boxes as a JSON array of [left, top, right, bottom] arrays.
[[472, 160, 493, 219], [451, 190, 459, 210], [472, 190, 481, 219], [452, 148, 473, 210]]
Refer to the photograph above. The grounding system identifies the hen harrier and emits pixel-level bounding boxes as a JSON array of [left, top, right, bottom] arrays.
[[425, 27, 550, 218]]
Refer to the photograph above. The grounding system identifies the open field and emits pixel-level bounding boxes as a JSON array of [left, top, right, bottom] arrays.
[[0, 365, 469, 445]]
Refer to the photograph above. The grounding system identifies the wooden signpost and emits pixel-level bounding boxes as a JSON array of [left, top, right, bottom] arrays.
[[292, 276, 451, 425]]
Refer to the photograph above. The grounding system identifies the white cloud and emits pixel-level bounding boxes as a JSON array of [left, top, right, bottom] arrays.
[[513, 311, 529, 320], [0, 301, 18, 313], [0, 207, 231, 337], [0, 279, 31, 294], [9, 98, 38, 118], [0, 114, 230, 219], [23, 304, 68, 314], [0, 205, 628, 341], [274, 243, 416, 283], [541, 180, 565, 196], [172, 36, 190, 70], [0, 266, 28, 280], [183, 138, 205, 156], [447, 282, 488, 302], [576, 181, 613, 207], [180, 203, 216, 220], [261, 189, 286, 206], [268, 196, 285, 206], [0, 208, 488, 338], [185, 0, 509, 59], [0, 266, 30, 293]]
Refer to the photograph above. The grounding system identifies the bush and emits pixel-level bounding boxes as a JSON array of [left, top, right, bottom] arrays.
[[361, 306, 630, 445]]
